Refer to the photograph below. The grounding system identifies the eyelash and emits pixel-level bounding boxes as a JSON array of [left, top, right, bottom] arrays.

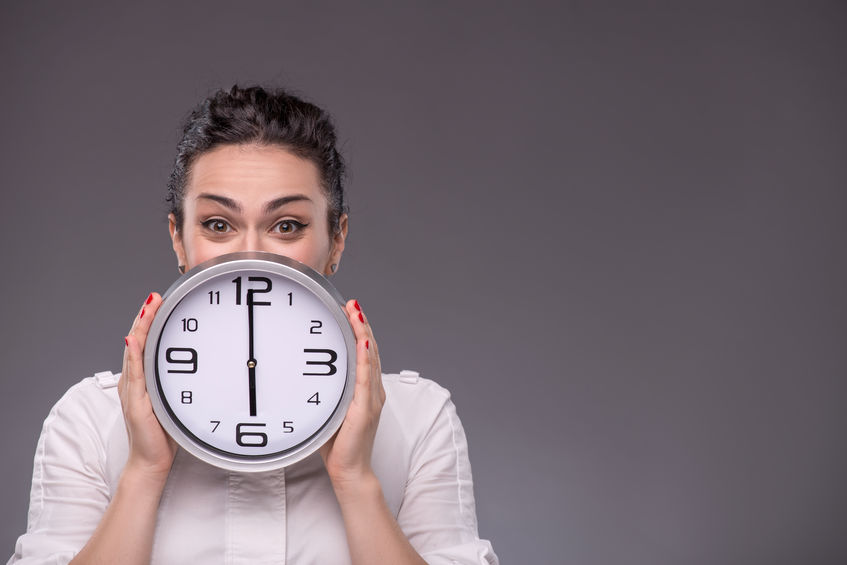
[[202, 219, 233, 233], [272, 219, 307, 235], [201, 218, 307, 237]]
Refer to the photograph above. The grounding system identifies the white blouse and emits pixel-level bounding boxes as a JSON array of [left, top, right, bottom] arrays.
[[8, 370, 498, 565]]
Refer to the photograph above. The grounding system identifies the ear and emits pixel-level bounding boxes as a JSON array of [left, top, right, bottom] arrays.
[[168, 213, 188, 272], [324, 213, 348, 276]]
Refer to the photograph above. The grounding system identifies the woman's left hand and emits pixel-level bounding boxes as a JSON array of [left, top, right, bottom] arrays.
[[320, 299, 385, 488]]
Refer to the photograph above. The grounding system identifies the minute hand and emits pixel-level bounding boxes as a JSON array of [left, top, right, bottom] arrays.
[[247, 291, 257, 417]]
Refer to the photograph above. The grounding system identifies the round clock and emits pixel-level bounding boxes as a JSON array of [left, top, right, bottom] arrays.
[[143, 251, 356, 472]]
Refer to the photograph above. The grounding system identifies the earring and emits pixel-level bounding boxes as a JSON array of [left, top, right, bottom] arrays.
[[178, 265, 186, 274], [330, 264, 337, 273]]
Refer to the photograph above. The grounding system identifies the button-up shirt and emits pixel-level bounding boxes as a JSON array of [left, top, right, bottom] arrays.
[[9, 370, 498, 564]]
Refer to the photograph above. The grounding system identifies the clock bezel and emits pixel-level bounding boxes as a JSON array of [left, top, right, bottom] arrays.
[[143, 251, 356, 472]]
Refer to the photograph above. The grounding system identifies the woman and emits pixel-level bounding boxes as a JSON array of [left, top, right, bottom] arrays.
[[9, 86, 498, 564]]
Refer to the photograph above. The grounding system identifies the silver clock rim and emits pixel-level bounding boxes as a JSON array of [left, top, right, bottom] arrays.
[[143, 251, 356, 473]]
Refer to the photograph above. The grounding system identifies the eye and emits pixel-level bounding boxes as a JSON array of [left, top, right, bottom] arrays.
[[202, 219, 232, 233], [272, 219, 306, 235]]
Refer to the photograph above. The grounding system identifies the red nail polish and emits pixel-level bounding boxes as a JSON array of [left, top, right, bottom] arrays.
[[358, 312, 364, 323], [140, 308, 145, 319], [365, 340, 369, 350], [124, 337, 129, 346], [354, 299, 361, 311], [146, 293, 154, 305]]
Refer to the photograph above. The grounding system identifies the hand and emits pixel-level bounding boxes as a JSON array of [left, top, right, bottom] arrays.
[[120, 293, 177, 483], [320, 299, 385, 488]]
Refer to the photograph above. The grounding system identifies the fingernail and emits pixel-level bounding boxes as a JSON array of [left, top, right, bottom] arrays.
[[124, 337, 129, 347], [140, 308, 145, 319], [358, 312, 364, 323], [354, 299, 361, 311], [146, 293, 154, 305], [365, 340, 370, 350]]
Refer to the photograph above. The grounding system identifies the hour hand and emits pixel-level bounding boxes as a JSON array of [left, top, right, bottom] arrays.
[[248, 363, 257, 416]]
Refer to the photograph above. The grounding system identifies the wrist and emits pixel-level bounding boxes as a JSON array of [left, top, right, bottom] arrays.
[[119, 459, 171, 501], [330, 469, 382, 504]]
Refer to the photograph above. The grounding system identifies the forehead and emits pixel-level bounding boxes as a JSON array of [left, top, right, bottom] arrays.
[[186, 144, 326, 208]]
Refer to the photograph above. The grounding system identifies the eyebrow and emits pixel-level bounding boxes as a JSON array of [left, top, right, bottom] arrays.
[[197, 193, 242, 213], [196, 193, 312, 214], [263, 194, 312, 214]]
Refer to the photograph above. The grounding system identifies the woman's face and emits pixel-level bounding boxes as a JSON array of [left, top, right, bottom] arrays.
[[169, 143, 347, 276]]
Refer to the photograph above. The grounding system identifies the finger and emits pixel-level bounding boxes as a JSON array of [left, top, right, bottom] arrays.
[[349, 300, 382, 375], [119, 335, 129, 406], [129, 292, 163, 346], [345, 299, 371, 350], [125, 333, 151, 404], [121, 292, 162, 405], [346, 299, 384, 406], [344, 300, 375, 402], [121, 294, 147, 396], [346, 301, 372, 391], [352, 300, 383, 395]]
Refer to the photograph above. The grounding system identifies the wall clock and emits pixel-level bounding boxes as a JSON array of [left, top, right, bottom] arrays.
[[143, 251, 356, 472]]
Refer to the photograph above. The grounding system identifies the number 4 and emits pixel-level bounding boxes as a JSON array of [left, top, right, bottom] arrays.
[[307, 392, 321, 405]]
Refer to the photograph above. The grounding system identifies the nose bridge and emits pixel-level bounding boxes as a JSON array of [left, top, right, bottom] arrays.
[[243, 226, 266, 252]]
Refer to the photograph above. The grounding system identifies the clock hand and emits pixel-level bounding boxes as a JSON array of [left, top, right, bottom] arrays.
[[247, 290, 258, 417]]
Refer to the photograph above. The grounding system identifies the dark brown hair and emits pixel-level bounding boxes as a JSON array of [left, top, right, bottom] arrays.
[[167, 85, 348, 234]]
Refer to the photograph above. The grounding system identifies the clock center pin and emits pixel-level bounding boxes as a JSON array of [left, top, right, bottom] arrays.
[[247, 360, 256, 369]]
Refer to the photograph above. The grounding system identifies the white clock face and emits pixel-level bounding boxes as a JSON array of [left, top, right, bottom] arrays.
[[149, 260, 351, 469]]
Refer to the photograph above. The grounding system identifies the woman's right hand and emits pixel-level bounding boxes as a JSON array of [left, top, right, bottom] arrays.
[[68, 293, 177, 564], [120, 292, 177, 483]]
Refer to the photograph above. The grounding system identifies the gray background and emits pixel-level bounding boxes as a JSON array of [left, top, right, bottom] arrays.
[[1, 2, 845, 564]]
